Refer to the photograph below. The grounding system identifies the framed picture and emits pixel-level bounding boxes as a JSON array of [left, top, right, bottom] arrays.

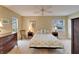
[[2, 18, 11, 24], [53, 19, 64, 31]]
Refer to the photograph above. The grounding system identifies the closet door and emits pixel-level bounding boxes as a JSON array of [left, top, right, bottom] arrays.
[[72, 18, 79, 54]]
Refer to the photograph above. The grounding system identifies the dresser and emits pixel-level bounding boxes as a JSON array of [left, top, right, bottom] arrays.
[[0, 33, 17, 54]]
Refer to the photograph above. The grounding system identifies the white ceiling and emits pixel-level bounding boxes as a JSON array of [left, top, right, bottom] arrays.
[[3, 5, 79, 16]]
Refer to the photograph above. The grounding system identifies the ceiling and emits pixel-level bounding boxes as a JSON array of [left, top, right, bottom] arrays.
[[3, 5, 79, 16]]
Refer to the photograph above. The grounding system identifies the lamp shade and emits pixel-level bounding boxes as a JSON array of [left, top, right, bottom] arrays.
[[54, 26, 58, 32], [0, 21, 3, 27], [55, 26, 57, 30]]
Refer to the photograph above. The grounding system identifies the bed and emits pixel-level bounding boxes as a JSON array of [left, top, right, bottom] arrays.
[[29, 33, 64, 49]]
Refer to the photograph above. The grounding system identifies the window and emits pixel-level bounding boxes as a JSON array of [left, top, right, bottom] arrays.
[[12, 17, 18, 33]]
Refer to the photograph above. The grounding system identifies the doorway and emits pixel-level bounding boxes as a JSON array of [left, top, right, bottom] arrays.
[[71, 18, 79, 54]]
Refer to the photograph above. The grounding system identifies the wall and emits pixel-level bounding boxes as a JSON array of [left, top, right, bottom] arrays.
[[68, 11, 79, 39], [69, 11, 79, 19], [0, 6, 22, 39], [22, 16, 68, 39]]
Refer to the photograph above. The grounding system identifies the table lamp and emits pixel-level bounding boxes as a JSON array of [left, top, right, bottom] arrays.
[[55, 26, 58, 32], [0, 21, 3, 32]]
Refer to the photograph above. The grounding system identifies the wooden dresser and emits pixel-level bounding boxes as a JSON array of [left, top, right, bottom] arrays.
[[0, 33, 17, 54]]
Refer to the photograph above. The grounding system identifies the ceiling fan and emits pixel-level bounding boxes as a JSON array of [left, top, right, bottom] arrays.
[[34, 6, 53, 16]]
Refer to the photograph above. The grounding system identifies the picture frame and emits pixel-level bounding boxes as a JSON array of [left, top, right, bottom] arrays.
[[2, 18, 11, 24], [53, 19, 64, 31]]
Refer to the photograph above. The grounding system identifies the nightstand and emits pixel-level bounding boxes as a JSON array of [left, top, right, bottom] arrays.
[[28, 31, 34, 39], [52, 32, 58, 37]]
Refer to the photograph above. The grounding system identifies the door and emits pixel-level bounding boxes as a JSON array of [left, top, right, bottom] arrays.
[[72, 18, 79, 54]]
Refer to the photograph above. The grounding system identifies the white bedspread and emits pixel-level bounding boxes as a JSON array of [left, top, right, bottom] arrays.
[[29, 33, 64, 48], [32, 33, 57, 40]]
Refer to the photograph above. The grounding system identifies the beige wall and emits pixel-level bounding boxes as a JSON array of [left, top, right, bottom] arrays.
[[0, 6, 22, 39], [0, 6, 20, 17], [68, 11, 79, 39], [22, 16, 68, 39], [69, 11, 79, 19]]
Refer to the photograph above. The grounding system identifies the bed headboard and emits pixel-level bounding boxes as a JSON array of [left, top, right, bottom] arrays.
[[36, 28, 52, 34]]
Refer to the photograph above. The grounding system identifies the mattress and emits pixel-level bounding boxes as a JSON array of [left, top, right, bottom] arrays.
[[29, 33, 64, 49]]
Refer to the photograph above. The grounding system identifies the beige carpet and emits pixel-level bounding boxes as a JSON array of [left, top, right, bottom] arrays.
[[8, 39, 71, 54]]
